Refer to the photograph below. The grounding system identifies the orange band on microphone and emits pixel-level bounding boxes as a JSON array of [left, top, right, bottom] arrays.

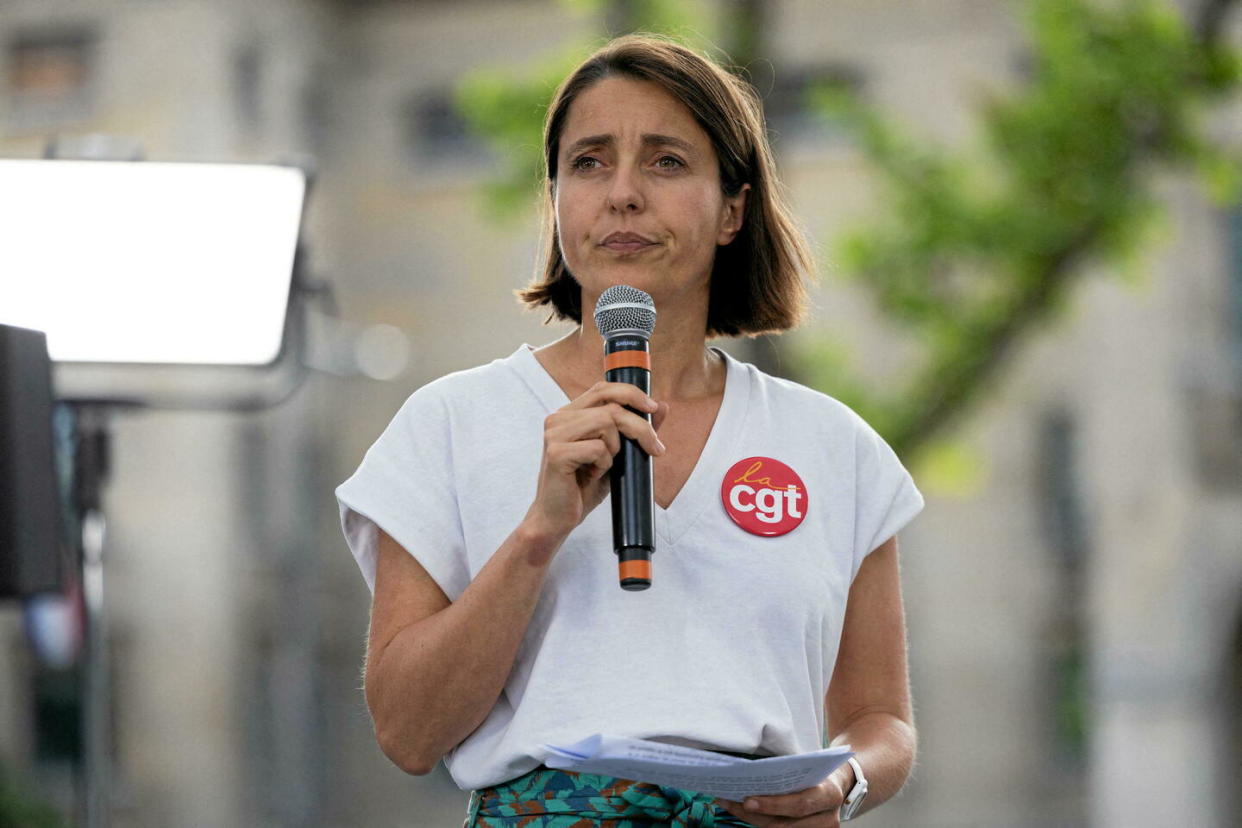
[[619, 559, 652, 582], [606, 350, 651, 371]]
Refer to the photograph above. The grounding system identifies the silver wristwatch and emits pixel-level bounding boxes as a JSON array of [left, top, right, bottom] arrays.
[[839, 756, 868, 821]]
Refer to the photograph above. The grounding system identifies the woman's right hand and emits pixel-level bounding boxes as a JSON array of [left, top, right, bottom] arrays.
[[522, 381, 669, 547]]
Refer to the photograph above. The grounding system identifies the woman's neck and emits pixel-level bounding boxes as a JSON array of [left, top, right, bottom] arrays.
[[539, 302, 724, 403]]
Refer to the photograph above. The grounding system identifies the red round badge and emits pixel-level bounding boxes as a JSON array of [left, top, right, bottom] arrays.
[[720, 457, 808, 537]]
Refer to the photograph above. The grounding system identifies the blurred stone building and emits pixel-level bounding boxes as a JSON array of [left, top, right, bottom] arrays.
[[0, 0, 1239, 826]]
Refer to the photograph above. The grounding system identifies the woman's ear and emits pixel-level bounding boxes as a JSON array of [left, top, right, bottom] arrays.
[[717, 182, 751, 246]]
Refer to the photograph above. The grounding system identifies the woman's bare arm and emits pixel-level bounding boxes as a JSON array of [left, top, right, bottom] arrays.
[[364, 523, 560, 775], [363, 381, 667, 775], [824, 533, 917, 816]]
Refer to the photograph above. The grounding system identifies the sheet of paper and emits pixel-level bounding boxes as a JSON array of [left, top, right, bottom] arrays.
[[539, 734, 853, 800]]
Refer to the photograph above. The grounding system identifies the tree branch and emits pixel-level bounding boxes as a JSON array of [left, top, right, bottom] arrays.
[[892, 222, 1102, 458]]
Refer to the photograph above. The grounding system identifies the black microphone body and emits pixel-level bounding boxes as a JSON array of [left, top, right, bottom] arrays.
[[593, 285, 658, 591], [604, 334, 654, 591]]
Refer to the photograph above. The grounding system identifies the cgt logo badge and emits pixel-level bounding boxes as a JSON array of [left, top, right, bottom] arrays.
[[720, 457, 807, 537]]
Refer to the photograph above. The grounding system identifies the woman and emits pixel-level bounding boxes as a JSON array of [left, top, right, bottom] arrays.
[[337, 34, 925, 827]]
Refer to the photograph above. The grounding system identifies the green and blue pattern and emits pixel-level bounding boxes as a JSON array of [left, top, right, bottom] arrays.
[[463, 766, 755, 827]]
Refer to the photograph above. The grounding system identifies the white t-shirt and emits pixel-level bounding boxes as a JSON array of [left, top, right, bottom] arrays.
[[335, 343, 925, 791]]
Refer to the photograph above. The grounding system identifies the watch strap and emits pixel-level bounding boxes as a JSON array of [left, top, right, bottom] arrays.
[[840, 756, 867, 821]]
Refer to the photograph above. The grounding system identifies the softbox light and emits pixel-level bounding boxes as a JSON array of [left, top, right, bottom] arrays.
[[0, 158, 306, 367]]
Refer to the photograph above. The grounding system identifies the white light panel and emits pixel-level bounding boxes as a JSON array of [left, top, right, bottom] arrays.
[[0, 159, 305, 365]]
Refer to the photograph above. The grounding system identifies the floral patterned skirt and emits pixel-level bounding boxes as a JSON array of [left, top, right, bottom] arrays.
[[462, 765, 756, 827]]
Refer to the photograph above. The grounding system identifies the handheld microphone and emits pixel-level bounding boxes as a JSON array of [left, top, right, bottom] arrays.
[[593, 285, 657, 591]]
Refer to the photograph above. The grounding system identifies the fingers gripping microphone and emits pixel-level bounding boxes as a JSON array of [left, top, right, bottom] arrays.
[[593, 286, 657, 591]]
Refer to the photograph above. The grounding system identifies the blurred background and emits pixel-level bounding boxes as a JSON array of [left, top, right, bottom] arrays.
[[0, 0, 1240, 825]]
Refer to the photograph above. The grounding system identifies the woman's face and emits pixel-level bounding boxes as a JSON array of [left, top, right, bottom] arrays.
[[553, 75, 749, 314]]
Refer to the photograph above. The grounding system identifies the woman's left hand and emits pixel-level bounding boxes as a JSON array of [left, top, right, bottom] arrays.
[[715, 772, 847, 827]]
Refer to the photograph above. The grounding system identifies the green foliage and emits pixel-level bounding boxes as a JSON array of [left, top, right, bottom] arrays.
[[455, 48, 587, 223], [917, 438, 990, 497], [790, 336, 897, 434], [458, 0, 1240, 483], [796, 0, 1241, 467], [560, 0, 708, 35], [453, 0, 720, 224], [1054, 638, 1089, 757], [0, 762, 65, 828]]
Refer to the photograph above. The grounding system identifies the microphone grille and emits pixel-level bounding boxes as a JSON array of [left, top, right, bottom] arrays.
[[594, 285, 656, 338]]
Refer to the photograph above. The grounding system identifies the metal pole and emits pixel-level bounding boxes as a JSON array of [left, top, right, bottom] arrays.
[[81, 507, 108, 828], [72, 403, 112, 828]]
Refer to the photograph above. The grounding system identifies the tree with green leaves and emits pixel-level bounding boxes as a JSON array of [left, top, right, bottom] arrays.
[[456, 0, 1240, 475], [803, 0, 1240, 460]]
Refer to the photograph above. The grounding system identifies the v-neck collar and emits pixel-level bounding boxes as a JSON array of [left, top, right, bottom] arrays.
[[510, 342, 752, 547]]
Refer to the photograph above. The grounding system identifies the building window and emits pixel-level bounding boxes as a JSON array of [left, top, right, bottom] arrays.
[[233, 40, 265, 137], [402, 89, 491, 167], [4, 26, 98, 130], [301, 71, 330, 158], [763, 63, 865, 150], [1225, 603, 1242, 822], [1228, 205, 1242, 374], [1011, 50, 1037, 82], [1186, 203, 1242, 492], [1037, 408, 1090, 769]]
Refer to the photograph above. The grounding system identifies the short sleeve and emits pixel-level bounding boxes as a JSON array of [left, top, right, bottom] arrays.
[[335, 385, 470, 599], [851, 415, 925, 576]]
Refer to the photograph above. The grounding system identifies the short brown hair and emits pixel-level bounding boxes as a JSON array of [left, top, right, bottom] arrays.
[[516, 34, 814, 338]]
